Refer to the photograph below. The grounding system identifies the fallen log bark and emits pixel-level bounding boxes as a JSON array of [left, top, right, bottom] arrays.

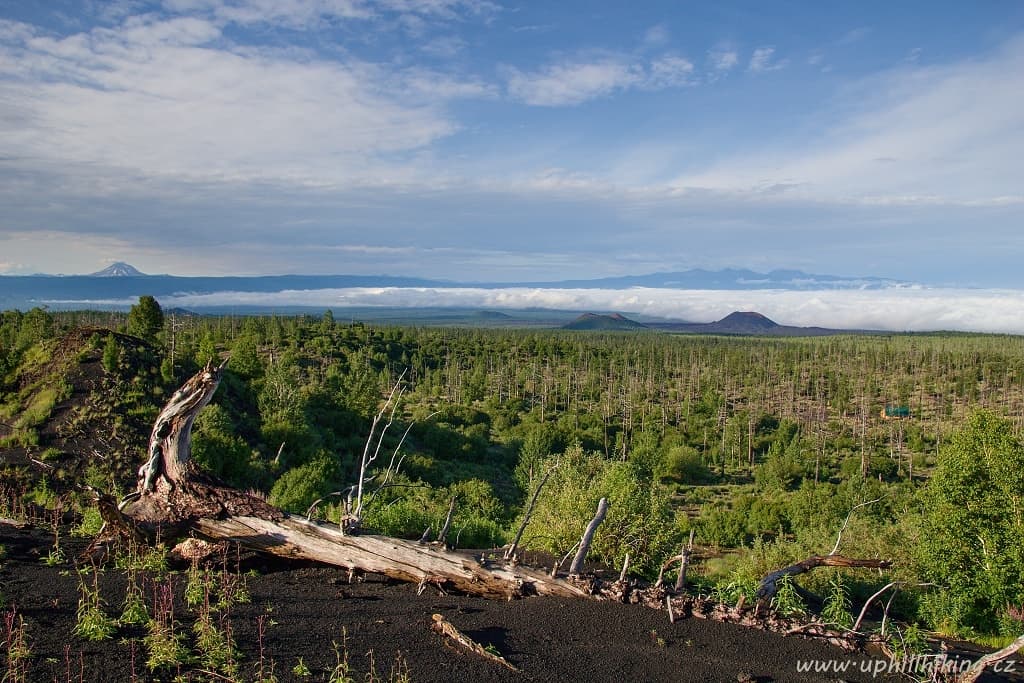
[[107, 362, 592, 600]]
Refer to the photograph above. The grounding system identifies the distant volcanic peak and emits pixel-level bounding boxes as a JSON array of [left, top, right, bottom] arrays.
[[563, 312, 646, 330], [718, 311, 778, 327], [91, 262, 145, 277]]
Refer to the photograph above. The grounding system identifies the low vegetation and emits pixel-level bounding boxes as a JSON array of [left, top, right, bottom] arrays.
[[2, 300, 1023, 657]]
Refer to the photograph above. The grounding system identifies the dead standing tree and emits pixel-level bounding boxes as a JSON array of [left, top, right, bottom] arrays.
[[108, 362, 592, 599]]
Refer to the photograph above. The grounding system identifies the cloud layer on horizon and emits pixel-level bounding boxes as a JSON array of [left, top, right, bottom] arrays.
[[42, 286, 1024, 335]]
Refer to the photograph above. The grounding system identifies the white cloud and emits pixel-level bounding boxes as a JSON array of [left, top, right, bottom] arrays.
[[0, 261, 33, 275], [395, 67, 497, 100], [643, 24, 669, 47], [161, 0, 498, 29], [0, 15, 487, 188], [44, 286, 1024, 334], [837, 27, 871, 46], [675, 36, 1024, 205], [505, 53, 694, 106], [647, 55, 695, 88], [707, 45, 738, 72], [748, 46, 786, 72], [419, 34, 466, 57], [506, 60, 639, 106]]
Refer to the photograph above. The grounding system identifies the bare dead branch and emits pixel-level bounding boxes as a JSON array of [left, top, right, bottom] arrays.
[[569, 497, 609, 577], [852, 581, 901, 634], [552, 540, 581, 578], [437, 496, 457, 547], [430, 614, 519, 672], [305, 490, 347, 520], [29, 457, 54, 471], [505, 465, 556, 561], [675, 529, 696, 593], [831, 497, 884, 555], [105, 365, 604, 600], [353, 370, 407, 520], [880, 588, 899, 637], [851, 581, 938, 633]]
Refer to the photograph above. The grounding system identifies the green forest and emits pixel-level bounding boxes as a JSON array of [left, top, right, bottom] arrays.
[[1, 299, 1023, 647]]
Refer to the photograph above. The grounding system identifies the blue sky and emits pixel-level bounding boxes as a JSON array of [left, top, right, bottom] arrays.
[[1, 0, 1023, 287]]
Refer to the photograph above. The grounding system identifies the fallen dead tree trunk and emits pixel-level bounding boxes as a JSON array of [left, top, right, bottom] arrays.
[[957, 632, 1024, 683], [755, 555, 893, 602], [189, 513, 589, 599], [105, 362, 591, 600]]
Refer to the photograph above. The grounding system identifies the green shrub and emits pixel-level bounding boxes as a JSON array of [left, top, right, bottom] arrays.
[[517, 445, 679, 576], [696, 504, 746, 548], [916, 411, 1024, 636], [657, 445, 712, 484], [268, 456, 340, 514]]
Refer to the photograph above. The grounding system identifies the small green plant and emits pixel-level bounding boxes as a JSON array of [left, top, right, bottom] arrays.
[[215, 567, 250, 610], [3, 606, 31, 683], [386, 652, 412, 683], [292, 657, 312, 677], [41, 545, 66, 566], [193, 614, 239, 678], [189, 563, 240, 679], [144, 580, 191, 671], [14, 386, 62, 430], [119, 572, 149, 626], [889, 623, 928, 661], [73, 569, 117, 642], [253, 612, 277, 683], [120, 590, 149, 627], [71, 506, 104, 537], [770, 575, 806, 617], [115, 540, 169, 575], [184, 563, 207, 609], [649, 629, 666, 647], [820, 574, 853, 629], [38, 447, 62, 462], [0, 428, 38, 449], [711, 576, 756, 606], [328, 629, 355, 683], [0, 485, 28, 522], [363, 649, 412, 683]]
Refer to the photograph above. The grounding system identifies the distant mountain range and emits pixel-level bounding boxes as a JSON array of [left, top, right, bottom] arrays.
[[563, 311, 846, 336], [2, 263, 906, 297], [524, 268, 905, 291], [0, 264, 904, 337]]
